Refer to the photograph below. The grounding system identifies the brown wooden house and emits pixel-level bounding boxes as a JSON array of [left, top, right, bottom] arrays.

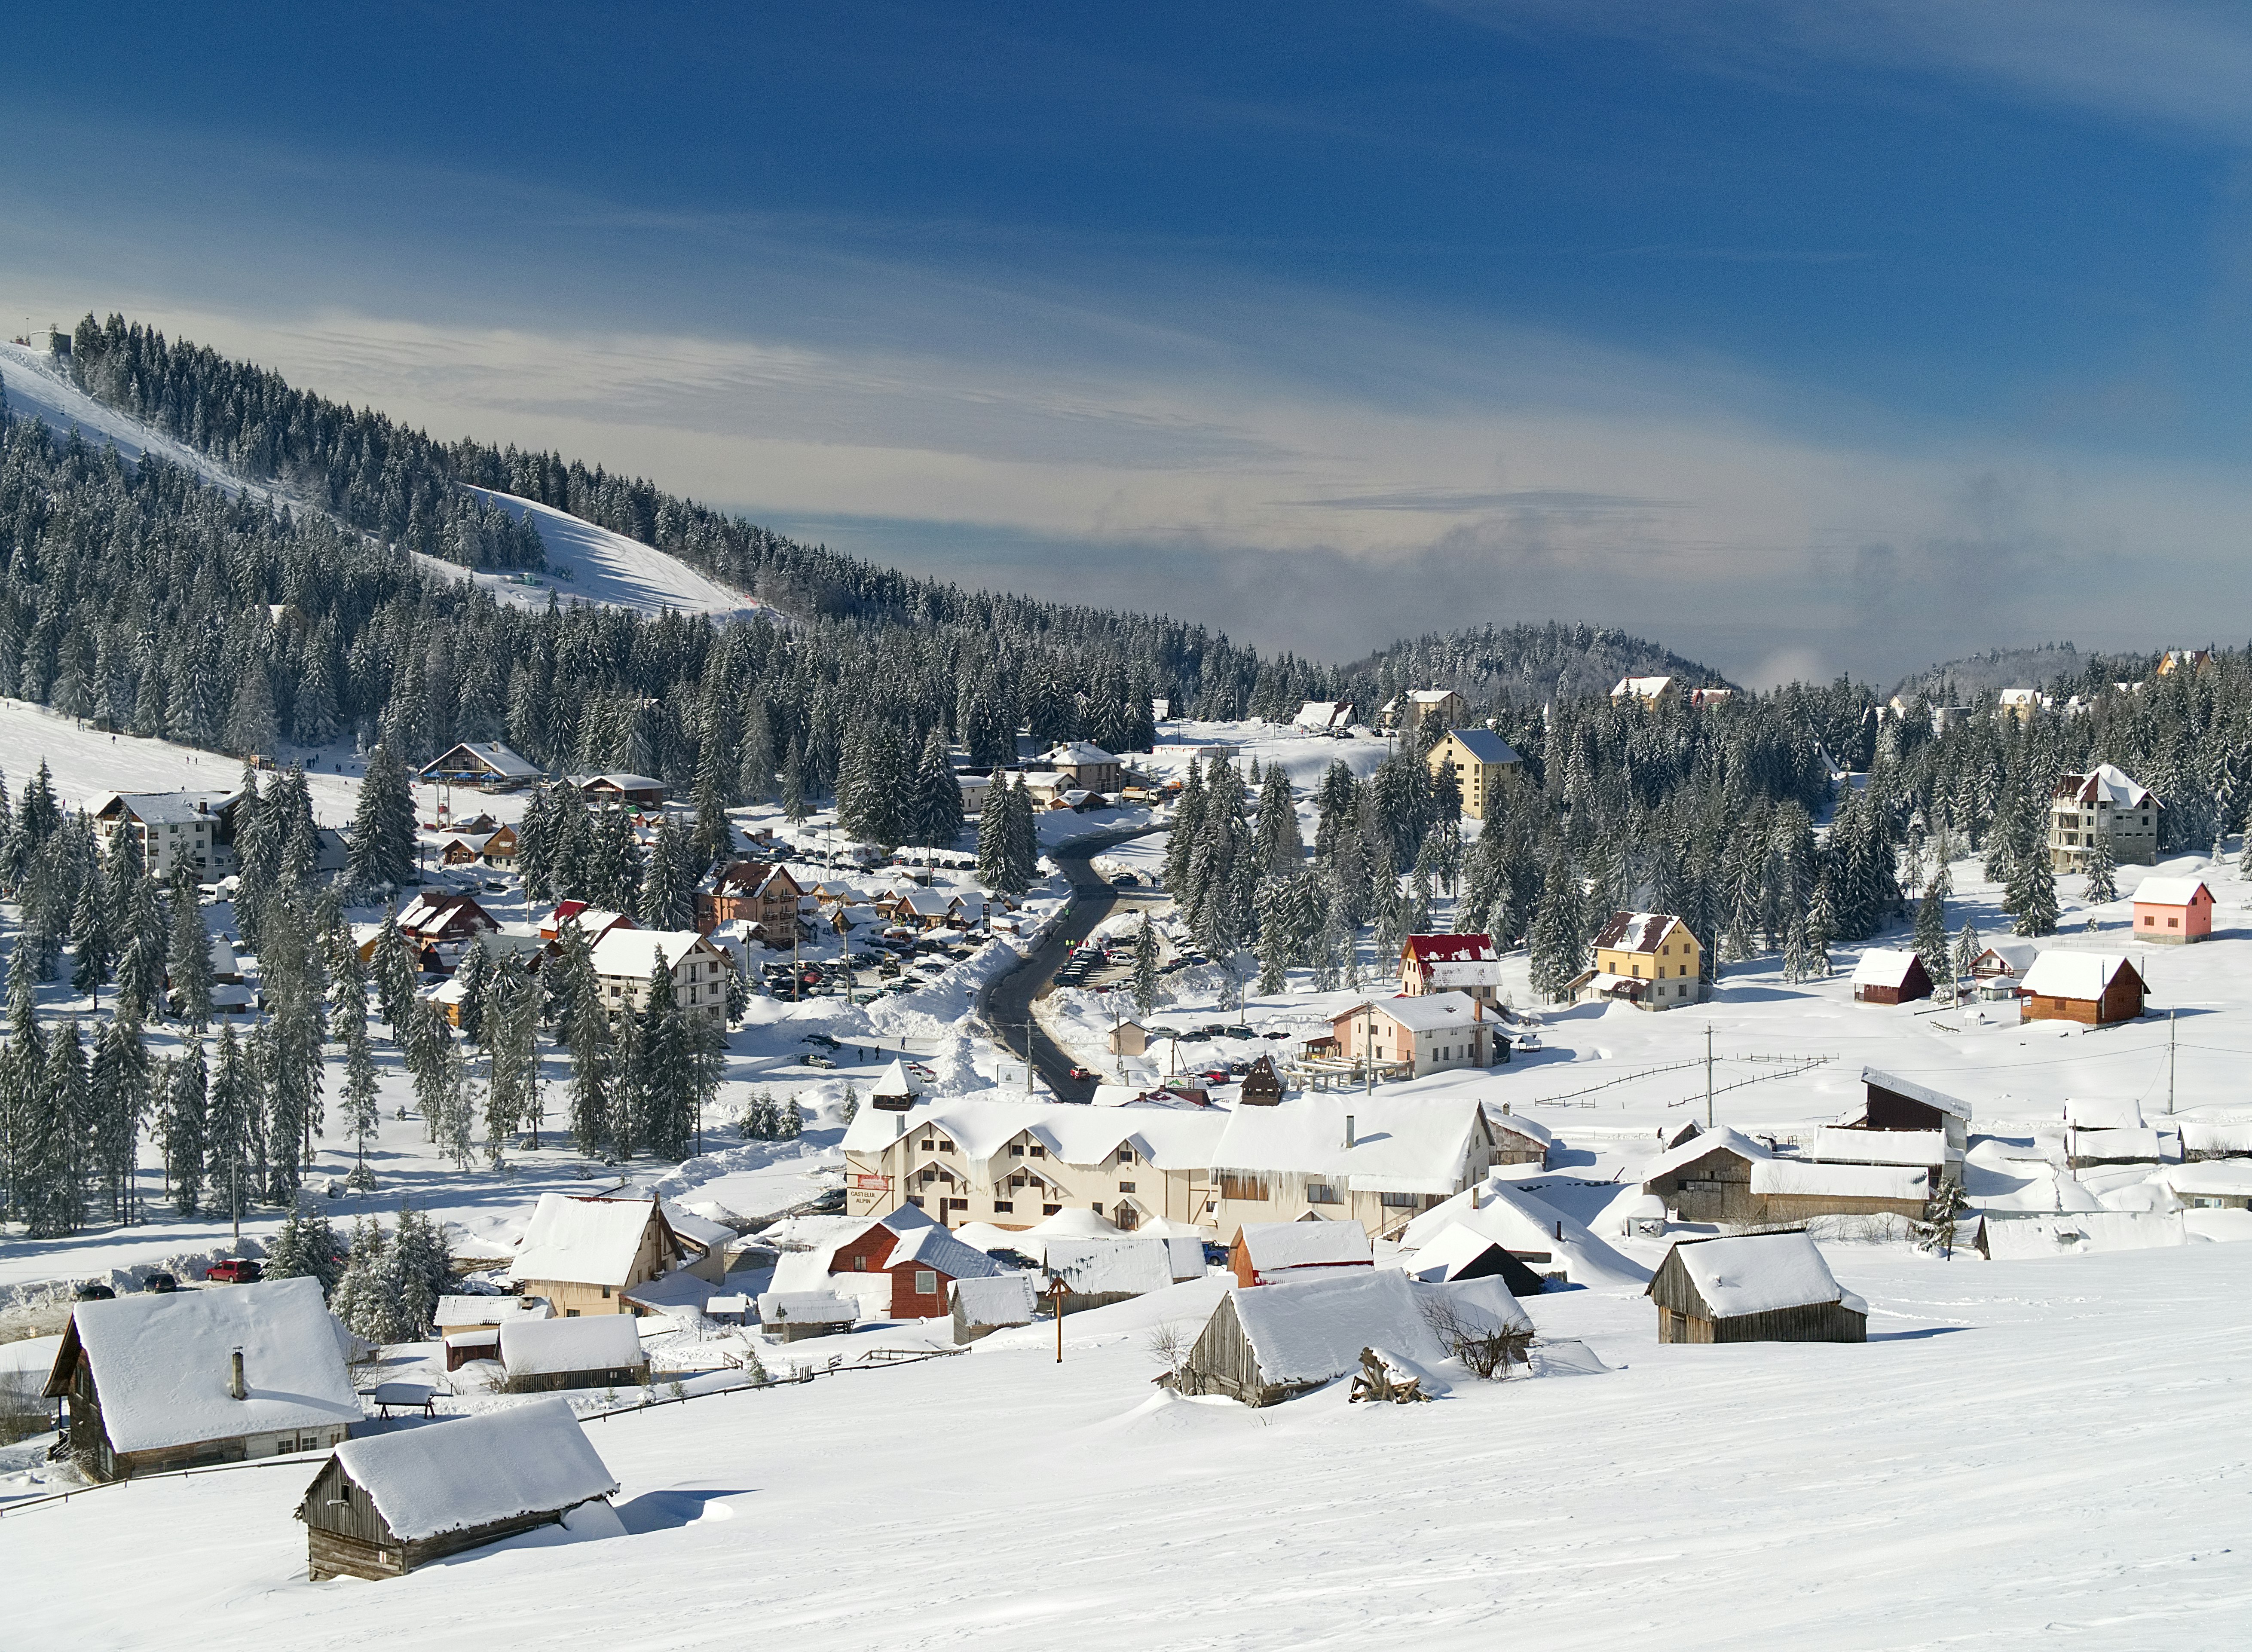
[[1238, 1055, 1285, 1106], [695, 859, 805, 945], [2017, 953, 2146, 1027], [300, 1400, 616, 1581], [1851, 949, 1933, 1006], [498, 1315, 649, 1392], [1648, 1231, 1867, 1344]]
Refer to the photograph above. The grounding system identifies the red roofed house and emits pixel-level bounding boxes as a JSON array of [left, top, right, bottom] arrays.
[[2132, 876, 2214, 945], [539, 902, 638, 948], [1398, 933, 1503, 1004], [694, 860, 805, 946]]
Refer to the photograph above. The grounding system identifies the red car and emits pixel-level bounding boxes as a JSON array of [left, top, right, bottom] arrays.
[[205, 1259, 263, 1284]]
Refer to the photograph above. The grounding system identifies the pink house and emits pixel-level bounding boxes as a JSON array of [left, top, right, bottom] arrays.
[[2132, 877, 2214, 945]]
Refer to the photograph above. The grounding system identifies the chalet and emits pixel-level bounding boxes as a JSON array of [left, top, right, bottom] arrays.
[[88, 790, 237, 881], [588, 927, 732, 1027], [785, 1207, 1005, 1320], [756, 1290, 860, 1342], [1571, 912, 1702, 1010], [476, 825, 520, 868], [1322, 992, 1497, 1077], [1851, 948, 1932, 1006], [498, 1315, 648, 1392], [1230, 1219, 1374, 1287], [1292, 701, 1354, 734], [1609, 675, 1680, 708], [1970, 940, 2038, 999], [1488, 1107, 1551, 1168], [1237, 1054, 1285, 1106], [437, 834, 490, 867], [1042, 742, 1122, 793], [1380, 689, 1469, 731], [1045, 1236, 1205, 1311], [2018, 953, 2145, 1027], [1209, 1092, 1502, 1239], [695, 860, 804, 945], [416, 741, 543, 791], [2049, 764, 2158, 872], [569, 772, 667, 809], [1424, 729, 1522, 821], [2158, 647, 2212, 677], [508, 1193, 685, 1317], [880, 889, 969, 932], [299, 1400, 616, 1582], [396, 890, 501, 950], [1997, 687, 2047, 723], [43, 1277, 358, 1482], [1398, 933, 1503, 1003], [1689, 687, 1734, 709], [952, 1275, 1039, 1344], [839, 1095, 1231, 1231], [1843, 1068, 1972, 1157], [540, 902, 637, 948], [1404, 1223, 1550, 1297], [1169, 1270, 1528, 1407], [1647, 1231, 1867, 1345], [2132, 876, 2214, 945]]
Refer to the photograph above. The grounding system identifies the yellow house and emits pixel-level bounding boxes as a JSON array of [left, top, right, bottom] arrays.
[[1425, 728, 1521, 820], [507, 1193, 685, 1317], [1572, 911, 1703, 1011]]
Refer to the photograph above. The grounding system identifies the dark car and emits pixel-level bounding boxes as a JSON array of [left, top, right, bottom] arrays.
[[72, 1281, 115, 1300], [802, 1033, 843, 1049], [142, 1272, 179, 1294], [1223, 1025, 1254, 1039], [204, 1258, 263, 1284]]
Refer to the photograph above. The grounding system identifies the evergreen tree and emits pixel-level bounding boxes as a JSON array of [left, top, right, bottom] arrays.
[[1952, 918, 1983, 985], [332, 1215, 406, 1346], [206, 1022, 257, 1225], [1914, 884, 1949, 991], [346, 740, 417, 893], [2084, 828, 2118, 905], [341, 1007, 381, 1187], [2007, 835, 2060, 938], [910, 729, 965, 849], [1132, 917, 1161, 1016], [89, 1016, 150, 1224], [163, 1039, 208, 1214], [70, 865, 114, 1003], [165, 867, 214, 1027], [390, 1201, 453, 1336], [371, 907, 419, 1036], [689, 734, 734, 871], [1256, 764, 1305, 876], [639, 814, 695, 930], [37, 1019, 91, 1235], [1527, 848, 1585, 1003]]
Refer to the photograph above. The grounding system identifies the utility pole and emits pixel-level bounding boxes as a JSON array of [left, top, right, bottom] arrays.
[[2168, 1008, 2176, 1115], [1704, 1024, 1715, 1129], [1364, 1001, 1375, 1096]]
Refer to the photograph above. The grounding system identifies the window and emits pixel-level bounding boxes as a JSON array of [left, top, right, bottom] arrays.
[[1117, 1181, 1136, 1193], [1090, 1203, 1104, 1217], [1043, 1203, 1062, 1215], [944, 1197, 967, 1210], [566, 1309, 580, 1318], [1220, 1172, 1270, 1201], [2169, 917, 2180, 928], [2145, 915, 2155, 926], [906, 1195, 924, 1208], [1010, 1144, 1025, 1157], [1030, 1145, 1047, 1158], [940, 1139, 956, 1153], [1380, 1191, 1420, 1208], [1306, 1182, 1339, 1204], [916, 1270, 937, 1294], [600, 1285, 610, 1298], [853, 1256, 868, 1271], [921, 1138, 935, 1150], [993, 1200, 1013, 1213]]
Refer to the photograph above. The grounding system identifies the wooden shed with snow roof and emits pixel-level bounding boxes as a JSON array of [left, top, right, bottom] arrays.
[[498, 1315, 648, 1392], [1648, 1231, 1867, 1345], [2019, 953, 2145, 1027], [1851, 948, 1932, 1006], [298, 1399, 617, 1581], [1230, 1219, 1374, 1288]]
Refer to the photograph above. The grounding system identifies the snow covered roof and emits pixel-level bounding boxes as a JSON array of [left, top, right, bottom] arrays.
[[1334, 991, 1485, 1034], [2065, 1096, 2145, 1129], [1045, 742, 1117, 765], [588, 927, 718, 980], [1402, 934, 1497, 965], [659, 1200, 735, 1251], [1488, 1111, 1552, 1145], [1750, 1160, 1929, 1200], [885, 1225, 1006, 1280], [1399, 1180, 1653, 1290], [702, 859, 794, 898], [1851, 948, 1926, 988], [89, 789, 233, 826], [1444, 728, 1521, 765], [1810, 1127, 1949, 1167], [951, 1274, 1038, 1327], [569, 771, 665, 793], [843, 1096, 1230, 1169], [1294, 701, 1352, 729], [2069, 1126, 2161, 1160], [2179, 1120, 2252, 1156], [325, 1399, 616, 1542], [2160, 1161, 2252, 1197], [1591, 912, 1687, 954], [1971, 942, 2038, 977], [2056, 764, 2153, 808], [509, 1193, 668, 1289], [432, 1295, 554, 1329], [419, 741, 543, 781], [1227, 1270, 1527, 1386], [2019, 952, 2140, 1001], [49, 1276, 358, 1456], [1044, 1238, 1178, 1297], [396, 890, 499, 938], [1611, 675, 1675, 698], [1237, 1220, 1374, 1273], [1859, 1068, 1974, 1121], [756, 1291, 857, 1324], [1640, 1125, 1772, 1185], [1213, 1094, 1486, 1195], [1406, 1222, 1522, 1283], [1658, 1231, 1854, 1318], [499, 1314, 643, 1377], [2133, 876, 2211, 907]]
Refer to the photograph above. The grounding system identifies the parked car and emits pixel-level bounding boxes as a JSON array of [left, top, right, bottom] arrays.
[[141, 1272, 179, 1294], [1066, 1066, 1096, 1081], [802, 1033, 843, 1049], [805, 1053, 837, 1069], [1201, 1068, 1230, 1084], [204, 1259, 263, 1285], [906, 1062, 936, 1079], [73, 1281, 115, 1300]]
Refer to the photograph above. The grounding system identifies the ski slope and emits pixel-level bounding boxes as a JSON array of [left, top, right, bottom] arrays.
[[0, 340, 766, 627], [0, 697, 360, 826]]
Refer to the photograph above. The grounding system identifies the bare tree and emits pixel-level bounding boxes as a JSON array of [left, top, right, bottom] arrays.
[[1420, 1297, 1535, 1380]]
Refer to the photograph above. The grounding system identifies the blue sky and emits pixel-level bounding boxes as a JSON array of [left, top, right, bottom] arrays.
[[5, 2, 2250, 683]]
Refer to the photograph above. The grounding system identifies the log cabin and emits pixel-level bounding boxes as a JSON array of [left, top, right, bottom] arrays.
[[1648, 1231, 1867, 1344], [498, 1315, 649, 1392], [1851, 948, 1932, 1006], [299, 1399, 616, 1581], [2017, 953, 2146, 1027]]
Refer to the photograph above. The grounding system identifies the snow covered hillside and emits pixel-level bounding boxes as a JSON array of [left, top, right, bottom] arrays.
[[0, 698, 359, 825], [1, 340, 764, 627]]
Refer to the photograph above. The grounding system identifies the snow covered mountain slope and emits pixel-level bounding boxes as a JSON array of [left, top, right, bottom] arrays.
[[1, 340, 763, 625], [0, 697, 361, 826]]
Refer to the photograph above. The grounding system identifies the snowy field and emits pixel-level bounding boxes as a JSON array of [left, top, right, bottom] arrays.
[[3, 1239, 2246, 1649]]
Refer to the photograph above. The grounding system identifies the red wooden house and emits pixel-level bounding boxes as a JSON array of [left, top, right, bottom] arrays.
[[825, 1218, 1005, 1320]]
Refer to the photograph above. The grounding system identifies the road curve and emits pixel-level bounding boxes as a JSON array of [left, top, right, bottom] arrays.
[[979, 824, 1164, 1102]]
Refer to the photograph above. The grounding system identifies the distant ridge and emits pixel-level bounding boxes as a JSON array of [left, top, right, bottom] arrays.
[[1342, 621, 1729, 707]]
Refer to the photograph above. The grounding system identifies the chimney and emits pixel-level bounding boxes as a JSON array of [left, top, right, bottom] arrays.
[[1501, 1101, 1512, 1116], [1555, 1219, 1564, 1242], [1469, 1185, 1481, 1210], [229, 1348, 247, 1401], [1344, 1114, 1356, 1150]]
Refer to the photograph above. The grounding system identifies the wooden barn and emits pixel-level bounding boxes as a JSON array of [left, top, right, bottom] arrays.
[[299, 1400, 617, 1582], [1237, 1055, 1285, 1106], [1230, 1219, 1374, 1288], [498, 1315, 648, 1392], [1044, 1236, 1204, 1312], [1638, 1127, 1772, 1225], [756, 1290, 859, 1342], [1849, 1068, 1973, 1155], [1648, 1231, 1867, 1345], [1488, 1106, 1551, 1167], [1851, 948, 1933, 1006], [44, 1276, 359, 1483], [1170, 1270, 1527, 1407], [950, 1274, 1038, 1344], [2018, 953, 2146, 1027]]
